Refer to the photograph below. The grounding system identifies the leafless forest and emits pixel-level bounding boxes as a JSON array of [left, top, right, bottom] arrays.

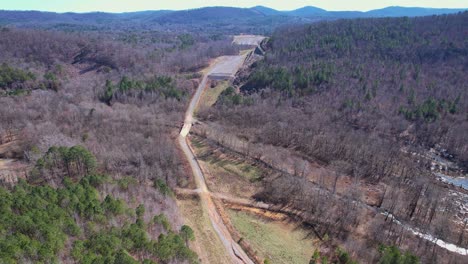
[[198, 12, 468, 263], [0, 25, 240, 263], [0, 6, 467, 264]]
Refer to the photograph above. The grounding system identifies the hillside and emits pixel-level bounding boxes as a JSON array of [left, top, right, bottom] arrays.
[[199, 12, 468, 263], [286, 6, 327, 16], [285, 6, 466, 18], [0, 3, 467, 264], [0, 6, 465, 34], [366, 6, 467, 17], [154, 7, 264, 24], [250, 6, 283, 16], [0, 10, 169, 24], [0, 25, 241, 263], [240, 12, 467, 166]]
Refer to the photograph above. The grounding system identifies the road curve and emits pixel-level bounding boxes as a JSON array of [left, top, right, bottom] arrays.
[[178, 60, 254, 264]]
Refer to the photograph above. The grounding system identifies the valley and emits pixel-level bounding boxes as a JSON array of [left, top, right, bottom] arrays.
[[0, 2, 467, 264], [174, 28, 468, 262], [177, 36, 263, 264], [194, 14, 468, 263]]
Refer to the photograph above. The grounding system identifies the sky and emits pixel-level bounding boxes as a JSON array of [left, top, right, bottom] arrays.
[[0, 0, 466, 13]]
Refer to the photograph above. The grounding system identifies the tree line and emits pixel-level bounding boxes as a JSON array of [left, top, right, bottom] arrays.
[[199, 12, 468, 263], [0, 145, 197, 263]]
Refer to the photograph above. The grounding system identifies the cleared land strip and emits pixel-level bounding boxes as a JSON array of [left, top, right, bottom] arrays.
[[208, 55, 247, 80], [178, 53, 257, 264], [232, 35, 266, 46], [187, 132, 468, 257]]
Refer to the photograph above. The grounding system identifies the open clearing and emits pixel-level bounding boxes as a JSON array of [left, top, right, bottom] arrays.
[[178, 36, 273, 263], [196, 80, 230, 112], [228, 209, 317, 264], [233, 35, 266, 46], [191, 136, 262, 198], [177, 198, 232, 264], [192, 136, 262, 183], [208, 55, 246, 80]]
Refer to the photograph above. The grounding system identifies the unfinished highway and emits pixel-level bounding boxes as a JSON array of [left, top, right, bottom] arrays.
[[178, 35, 265, 264]]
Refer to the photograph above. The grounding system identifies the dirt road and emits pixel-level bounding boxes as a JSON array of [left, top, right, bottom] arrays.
[[181, 54, 247, 136], [178, 35, 468, 260], [178, 55, 255, 264]]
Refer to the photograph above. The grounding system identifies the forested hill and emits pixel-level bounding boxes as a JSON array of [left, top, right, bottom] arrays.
[[262, 12, 467, 66], [200, 11, 468, 263], [242, 12, 468, 168], [0, 6, 465, 34], [0, 14, 242, 263]]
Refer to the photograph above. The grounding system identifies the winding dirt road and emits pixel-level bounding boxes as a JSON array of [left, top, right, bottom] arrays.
[[178, 55, 255, 264]]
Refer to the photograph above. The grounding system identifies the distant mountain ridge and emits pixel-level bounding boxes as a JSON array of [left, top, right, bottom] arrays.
[[253, 5, 466, 18], [285, 6, 328, 16], [0, 5, 465, 29], [154, 6, 265, 24], [365, 6, 466, 17]]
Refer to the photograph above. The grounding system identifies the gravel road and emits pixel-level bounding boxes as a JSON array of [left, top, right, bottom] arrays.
[[179, 55, 255, 264]]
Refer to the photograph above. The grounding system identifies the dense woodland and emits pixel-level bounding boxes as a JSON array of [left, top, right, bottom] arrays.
[[200, 12, 468, 263], [0, 6, 467, 264], [0, 175, 196, 263], [239, 12, 467, 167], [0, 148, 196, 263], [0, 24, 240, 263]]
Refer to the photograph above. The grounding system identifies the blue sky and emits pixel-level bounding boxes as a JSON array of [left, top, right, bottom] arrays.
[[1, 1, 467, 13]]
